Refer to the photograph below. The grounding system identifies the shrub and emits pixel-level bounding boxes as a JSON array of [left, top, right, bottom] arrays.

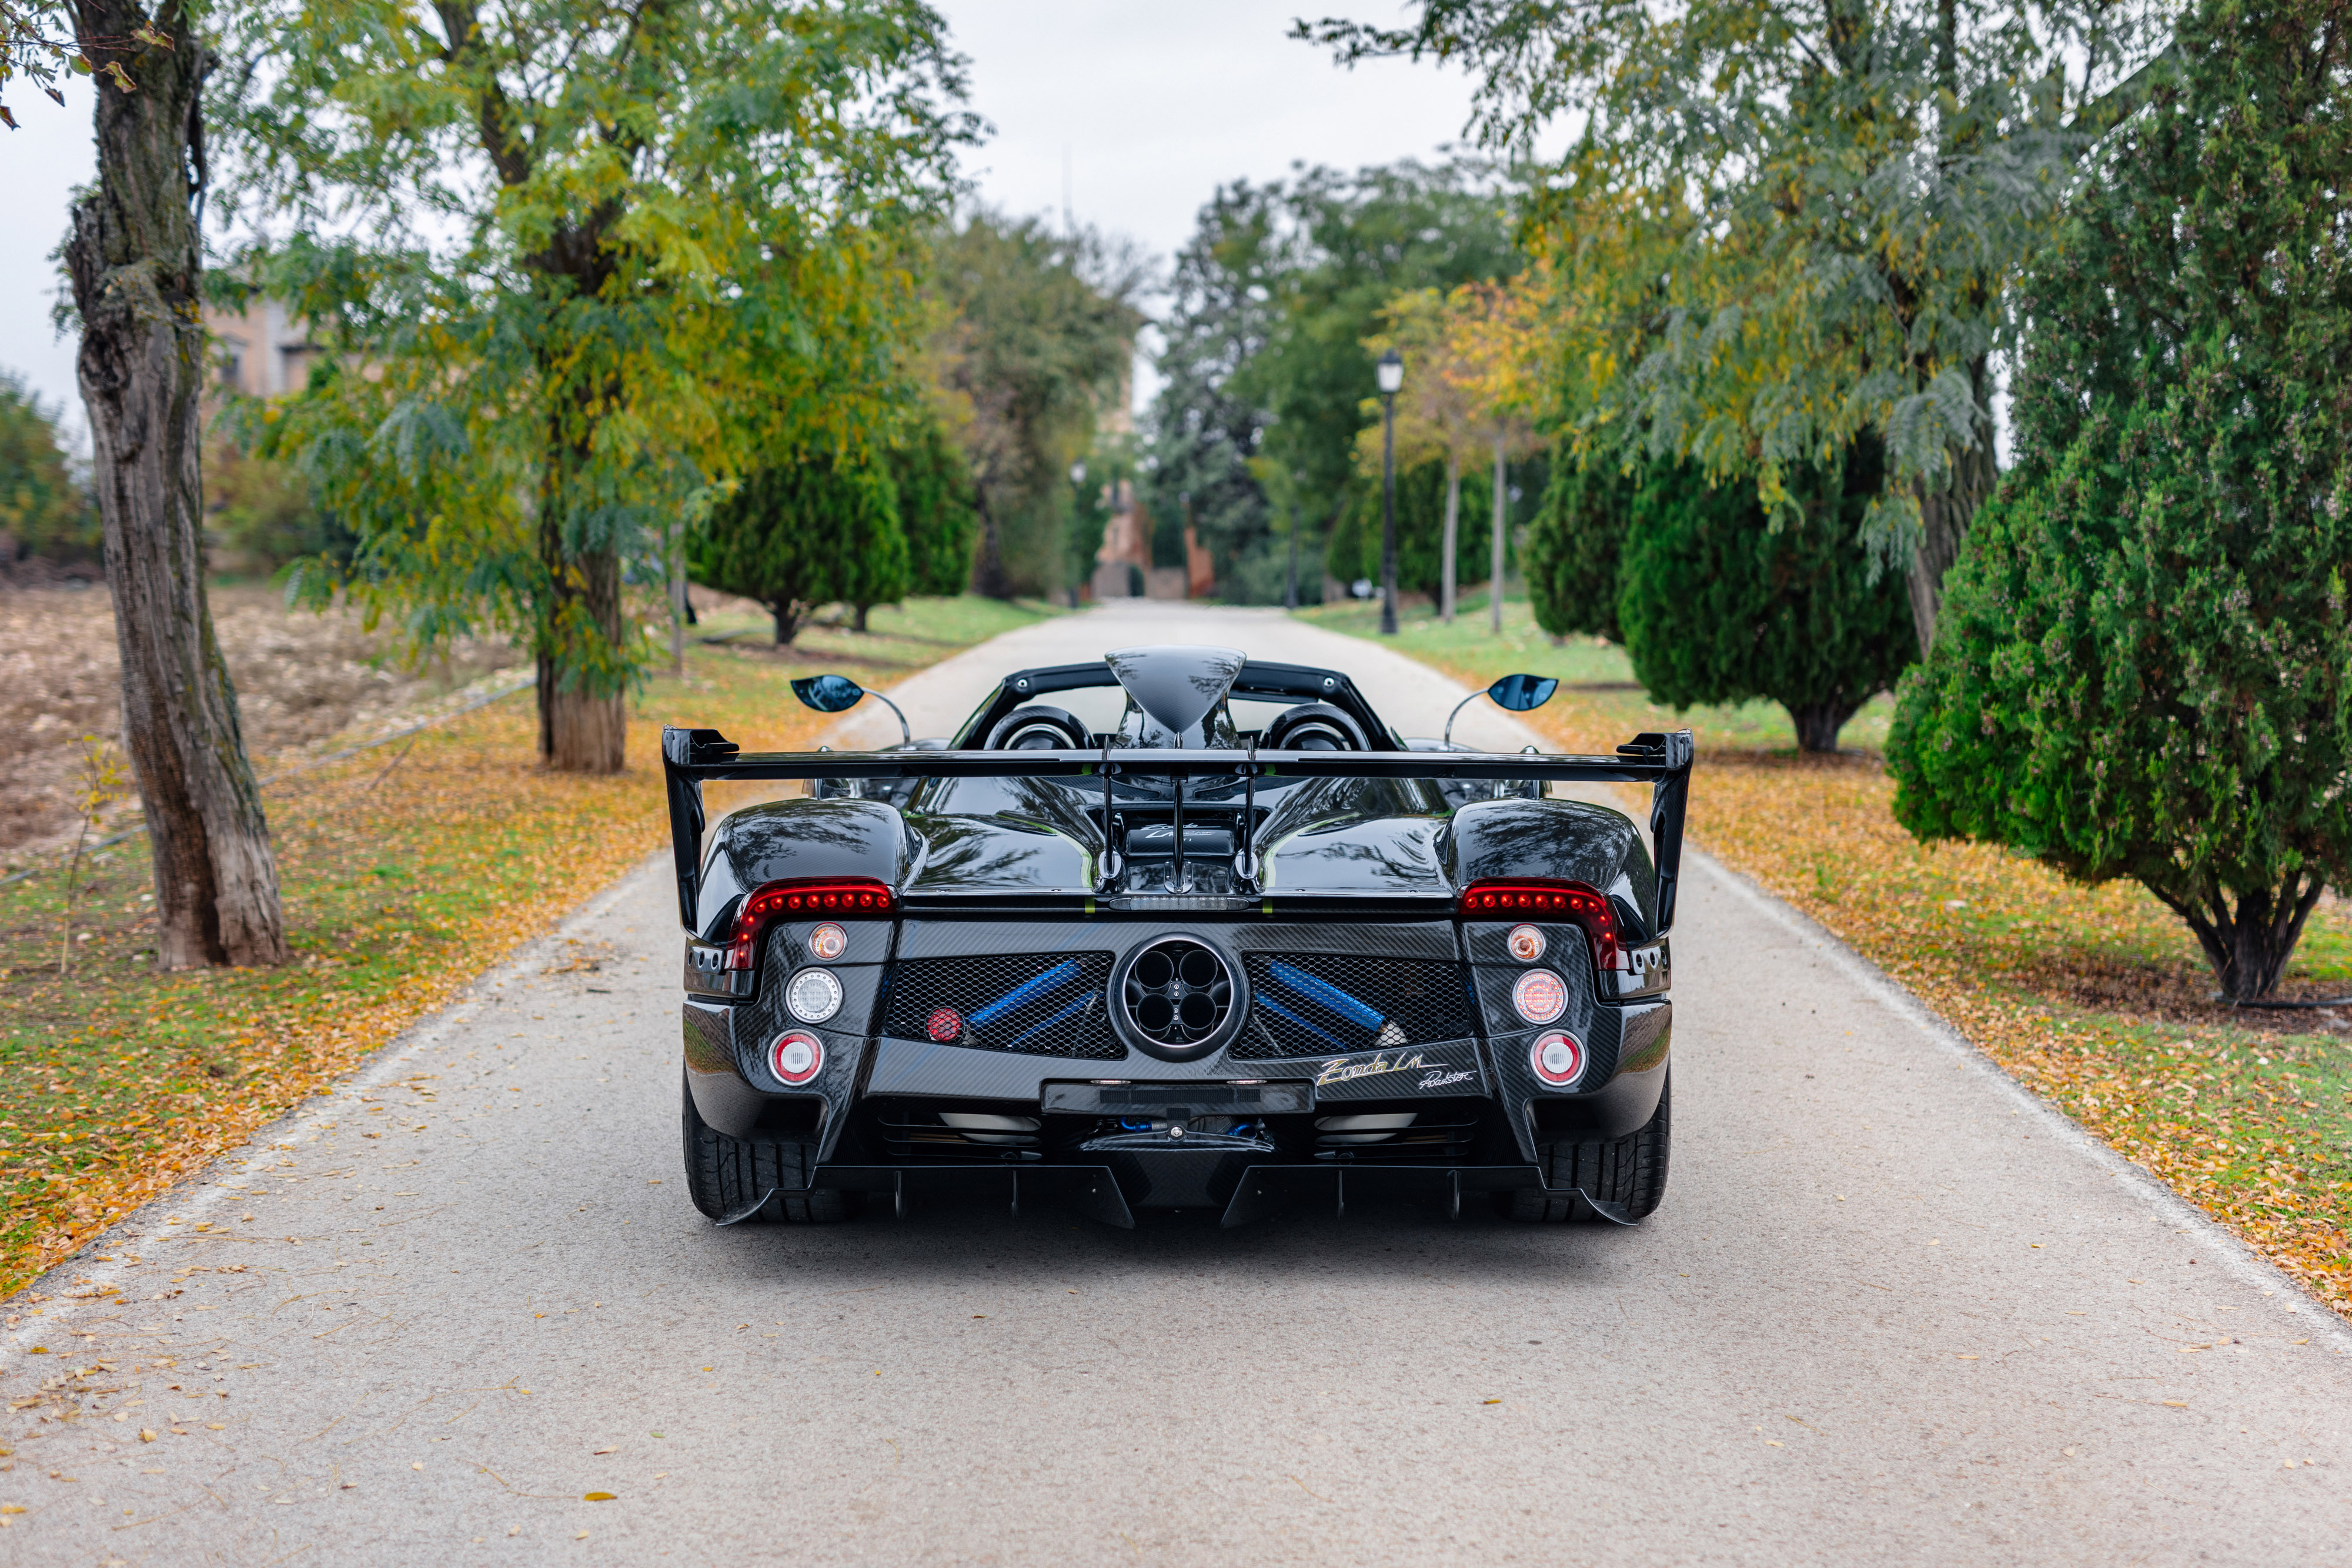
[[1617, 444, 1914, 751], [1524, 454, 1631, 641], [889, 416, 978, 598], [1885, 0, 2352, 999], [0, 371, 96, 564], [691, 453, 906, 644]]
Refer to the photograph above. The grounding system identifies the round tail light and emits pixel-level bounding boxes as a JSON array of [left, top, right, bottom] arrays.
[[1512, 969, 1567, 1024], [786, 965, 844, 1024], [1506, 924, 1545, 962], [770, 1031, 823, 1086], [807, 922, 847, 960], [1531, 1031, 1583, 1086], [926, 1007, 963, 1043]]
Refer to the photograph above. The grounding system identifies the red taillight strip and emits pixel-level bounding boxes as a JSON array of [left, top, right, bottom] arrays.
[[724, 878, 895, 971], [1457, 879, 1623, 971]]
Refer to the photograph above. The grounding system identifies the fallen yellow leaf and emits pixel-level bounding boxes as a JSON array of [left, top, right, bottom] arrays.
[[583, 1492, 616, 1502], [2162, 1400, 2187, 1408], [138, 1428, 156, 1442]]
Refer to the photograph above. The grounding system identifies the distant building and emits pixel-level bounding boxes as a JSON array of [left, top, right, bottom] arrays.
[[205, 299, 316, 399], [1092, 478, 1214, 601]]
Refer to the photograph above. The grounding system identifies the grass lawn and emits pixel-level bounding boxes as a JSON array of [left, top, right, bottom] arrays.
[[0, 595, 1059, 1298], [1298, 589, 2352, 1318]]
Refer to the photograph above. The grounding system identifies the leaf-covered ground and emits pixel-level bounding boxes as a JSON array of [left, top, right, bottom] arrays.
[[1301, 591, 2352, 1318], [0, 595, 1059, 1298]]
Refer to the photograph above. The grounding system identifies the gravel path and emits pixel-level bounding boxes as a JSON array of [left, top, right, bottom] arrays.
[[4, 603, 2347, 1566]]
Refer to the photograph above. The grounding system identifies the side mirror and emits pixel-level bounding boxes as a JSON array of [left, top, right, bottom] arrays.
[[791, 674, 866, 714], [1486, 673, 1559, 713], [789, 673, 911, 745]]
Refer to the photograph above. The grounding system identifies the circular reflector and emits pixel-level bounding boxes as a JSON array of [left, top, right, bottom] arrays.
[[807, 922, 847, 961], [926, 1007, 963, 1043], [770, 1031, 823, 1086], [1506, 923, 1545, 962], [1512, 968, 1568, 1024], [1531, 1031, 1583, 1086], [786, 966, 843, 1024]]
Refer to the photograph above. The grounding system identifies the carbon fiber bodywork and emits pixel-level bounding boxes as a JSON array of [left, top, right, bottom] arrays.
[[666, 651, 1690, 1227]]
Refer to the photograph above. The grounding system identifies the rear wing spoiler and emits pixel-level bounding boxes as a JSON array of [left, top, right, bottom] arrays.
[[660, 724, 1694, 935]]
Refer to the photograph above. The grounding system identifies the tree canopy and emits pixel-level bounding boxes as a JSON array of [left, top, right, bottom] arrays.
[[1305, 0, 2177, 649], [216, 0, 968, 768], [1885, 0, 2352, 999], [1146, 159, 1525, 602], [928, 211, 1144, 600]]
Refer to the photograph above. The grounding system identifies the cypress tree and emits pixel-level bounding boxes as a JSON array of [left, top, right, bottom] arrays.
[[1886, 0, 2352, 1000], [890, 416, 979, 598], [1616, 444, 1913, 752], [1524, 456, 1632, 641], [691, 453, 904, 645]]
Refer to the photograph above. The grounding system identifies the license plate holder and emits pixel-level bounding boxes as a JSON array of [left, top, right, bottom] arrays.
[[1040, 1081, 1313, 1118]]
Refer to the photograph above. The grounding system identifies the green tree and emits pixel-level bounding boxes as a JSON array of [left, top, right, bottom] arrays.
[[218, 0, 965, 771], [1523, 457, 1631, 643], [0, 369, 95, 562], [1307, 0, 2176, 653], [1146, 161, 1521, 601], [930, 212, 1144, 599], [691, 453, 902, 645], [889, 411, 979, 597], [1618, 446, 1913, 752], [1886, 0, 2352, 1000]]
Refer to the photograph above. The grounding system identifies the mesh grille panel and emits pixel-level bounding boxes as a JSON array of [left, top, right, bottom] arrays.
[[884, 952, 1122, 1059], [1237, 953, 1477, 1060]]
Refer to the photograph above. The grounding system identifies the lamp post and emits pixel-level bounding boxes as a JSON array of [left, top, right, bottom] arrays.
[[1068, 461, 1088, 609], [1377, 348, 1404, 636]]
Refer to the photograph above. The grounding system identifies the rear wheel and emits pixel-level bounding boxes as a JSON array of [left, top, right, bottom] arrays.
[[680, 1067, 857, 1223], [1500, 1070, 1671, 1223]]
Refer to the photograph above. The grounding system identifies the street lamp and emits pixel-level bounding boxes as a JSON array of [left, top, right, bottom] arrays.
[[1067, 462, 1089, 608], [1377, 348, 1404, 635]]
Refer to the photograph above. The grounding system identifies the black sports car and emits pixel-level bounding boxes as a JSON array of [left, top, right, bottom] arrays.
[[662, 645, 1691, 1228]]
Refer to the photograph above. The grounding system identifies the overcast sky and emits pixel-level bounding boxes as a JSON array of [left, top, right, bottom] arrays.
[[0, 3, 1483, 439]]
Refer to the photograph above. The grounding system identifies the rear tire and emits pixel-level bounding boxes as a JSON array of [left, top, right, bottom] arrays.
[[1499, 1069, 1671, 1223], [680, 1066, 857, 1223]]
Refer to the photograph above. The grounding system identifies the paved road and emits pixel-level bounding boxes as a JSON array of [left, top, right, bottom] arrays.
[[6, 603, 2349, 1566]]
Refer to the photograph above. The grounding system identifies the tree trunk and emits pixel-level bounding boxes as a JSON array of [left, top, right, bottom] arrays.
[[66, 2, 289, 971], [1787, 700, 1856, 754], [1441, 455, 1459, 624], [533, 406, 625, 773], [972, 491, 1011, 600], [771, 599, 800, 645], [1903, 358, 1999, 657], [532, 536, 625, 773], [853, 601, 871, 633], [669, 513, 686, 676], [2152, 871, 2330, 1002], [1489, 440, 1506, 634]]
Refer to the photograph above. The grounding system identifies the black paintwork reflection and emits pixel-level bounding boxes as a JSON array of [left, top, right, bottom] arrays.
[[1105, 646, 1247, 738], [907, 812, 1092, 894], [1264, 815, 1448, 892]]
